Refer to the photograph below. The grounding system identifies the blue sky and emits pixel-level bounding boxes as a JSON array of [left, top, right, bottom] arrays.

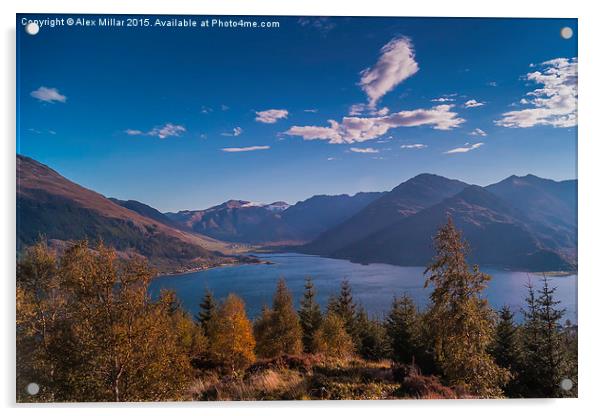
[[17, 15, 577, 212]]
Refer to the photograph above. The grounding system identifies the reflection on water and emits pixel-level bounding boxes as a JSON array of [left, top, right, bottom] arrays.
[[149, 253, 577, 322]]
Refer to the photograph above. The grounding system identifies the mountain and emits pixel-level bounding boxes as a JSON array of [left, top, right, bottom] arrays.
[[300, 174, 468, 255], [281, 192, 385, 241], [333, 185, 573, 271], [17, 155, 232, 271], [109, 198, 181, 229], [166, 192, 383, 244], [486, 174, 577, 254], [166, 200, 299, 244]]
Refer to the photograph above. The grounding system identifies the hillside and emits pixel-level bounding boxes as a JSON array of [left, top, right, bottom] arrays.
[[333, 185, 573, 271], [166, 192, 383, 244], [486, 174, 577, 255], [300, 174, 468, 255], [17, 155, 233, 271]]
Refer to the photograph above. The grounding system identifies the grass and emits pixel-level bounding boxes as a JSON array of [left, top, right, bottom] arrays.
[[187, 354, 469, 401]]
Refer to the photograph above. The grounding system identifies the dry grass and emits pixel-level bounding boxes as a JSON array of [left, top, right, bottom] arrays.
[[188, 355, 471, 401]]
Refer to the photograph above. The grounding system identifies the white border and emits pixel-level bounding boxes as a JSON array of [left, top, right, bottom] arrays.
[[2, 1, 601, 415]]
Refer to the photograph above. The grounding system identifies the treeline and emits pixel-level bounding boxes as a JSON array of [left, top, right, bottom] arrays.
[[16, 219, 577, 401]]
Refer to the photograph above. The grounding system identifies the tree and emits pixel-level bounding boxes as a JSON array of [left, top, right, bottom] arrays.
[[196, 287, 217, 332], [356, 307, 389, 360], [17, 240, 197, 402], [491, 306, 521, 396], [207, 293, 256, 373], [329, 279, 359, 345], [385, 295, 420, 364], [519, 276, 572, 397], [298, 277, 322, 353], [255, 279, 303, 358], [314, 312, 355, 359], [424, 218, 509, 397]]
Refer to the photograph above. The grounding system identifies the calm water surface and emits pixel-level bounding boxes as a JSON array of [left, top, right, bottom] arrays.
[[149, 253, 577, 322]]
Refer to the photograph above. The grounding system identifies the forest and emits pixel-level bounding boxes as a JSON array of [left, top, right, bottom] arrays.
[[16, 219, 577, 401]]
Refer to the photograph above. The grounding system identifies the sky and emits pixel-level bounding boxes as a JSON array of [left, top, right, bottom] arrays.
[[17, 15, 578, 212]]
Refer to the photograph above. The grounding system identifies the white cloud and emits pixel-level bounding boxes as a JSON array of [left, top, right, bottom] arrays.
[[349, 103, 390, 116], [125, 129, 144, 136], [221, 127, 243, 136], [126, 124, 186, 139], [200, 106, 213, 114], [284, 104, 464, 144], [496, 57, 577, 128], [350, 147, 379, 153], [401, 143, 427, 149], [464, 99, 485, 108], [444, 142, 484, 154], [488, 81, 498, 87], [148, 123, 186, 139], [255, 109, 289, 123], [359, 37, 419, 107], [469, 128, 487, 137], [327, 157, 336, 161], [431, 97, 455, 103], [30, 87, 67, 103], [221, 104, 229, 111], [304, 109, 318, 113], [222, 146, 270, 152]]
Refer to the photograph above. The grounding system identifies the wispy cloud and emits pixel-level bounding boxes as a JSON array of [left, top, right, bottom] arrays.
[[222, 145, 270, 152], [125, 123, 186, 139], [200, 106, 213, 114], [469, 128, 488, 137], [431, 96, 456, 103], [30, 86, 67, 103], [496, 57, 577, 128], [350, 147, 379, 154], [401, 143, 427, 149], [359, 37, 419, 107], [284, 105, 464, 144], [304, 109, 318, 113], [349, 103, 389, 116], [464, 99, 485, 108], [444, 142, 484, 154], [221, 127, 243, 136], [297, 17, 335, 34], [255, 109, 289, 124]]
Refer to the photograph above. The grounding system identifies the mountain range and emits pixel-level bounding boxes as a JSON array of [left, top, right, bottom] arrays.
[[17, 154, 577, 272]]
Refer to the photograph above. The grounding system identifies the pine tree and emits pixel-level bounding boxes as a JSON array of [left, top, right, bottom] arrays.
[[196, 287, 217, 332], [298, 277, 322, 353], [254, 279, 303, 358], [330, 279, 359, 346], [207, 293, 256, 373], [385, 294, 420, 364], [491, 306, 521, 396], [519, 276, 570, 397], [424, 218, 509, 397], [356, 307, 389, 360]]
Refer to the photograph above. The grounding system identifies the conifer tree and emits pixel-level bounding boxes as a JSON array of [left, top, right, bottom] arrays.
[[298, 277, 322, 353], [519, 276, 571, 397], [254, 279, 303, 358], [207, 293, 256, 373], [424, 218, 509, 397], [356, 307, 389, 360], [491, 306, 521, 396], [196, 287, 217, 332], [330, 279, 359, 345], [385, 294, 420, 364]]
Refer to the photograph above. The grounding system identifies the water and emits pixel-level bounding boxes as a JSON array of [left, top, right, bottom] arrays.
[[149, 253, 578, 323]]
